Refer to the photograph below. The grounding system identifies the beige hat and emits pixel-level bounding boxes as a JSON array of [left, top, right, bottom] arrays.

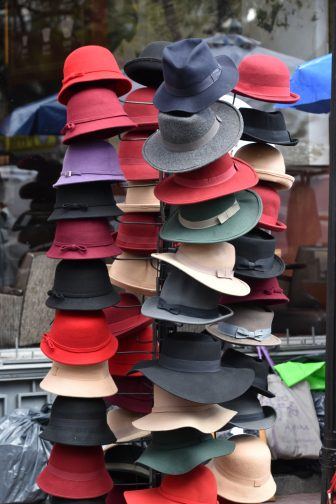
[[109, 252, 158, 296], [152, 242, 249, 296], [117, 182, 160, 212], [133, 385, 237, 433], [106, 408, 150, 444], [208, 434, 276, 503], [40, 361, 117, 398], [235, 143, 294, 191], [206, 305, 280, 347]]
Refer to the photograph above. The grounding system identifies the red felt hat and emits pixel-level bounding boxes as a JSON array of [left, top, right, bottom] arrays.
[[233, 54, 300, 104], [40, 310, 118, 365], [116, 213, 161, 253], [47, 218, 122, 259], [58, 45, 131, 105], [253, 183, 287, 232], [119, 131, 159, 181], [105, 375, 153, 414], [61, 87, 136, 144], [104, 293, 153, 338], [37, 444, 113, 499], [154, 153, 258, 205], [122, 87, 158, 129], [219, 276, 289, 305]]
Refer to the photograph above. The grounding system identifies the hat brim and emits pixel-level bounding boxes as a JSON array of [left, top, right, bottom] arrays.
[[48, 205, 122, 221], [143, 101, 243, 173], [258, 215, 287, 232], [123, 59, 164, 88], [226, 406, 276, 430], [40, 420, 116, 446], [206, 323, 281, 347], [242, 131, 298, 147], [53, 174, 125, 187], [106, 409, 151, 444], [62, 116, 136, 144], [46, 290, 120, 311], [233, 85, 300, 104], [46, 243, 122, 260], [154, 157, 258, 205], [108, 316, 153, 338], [255, 169, 295, 191], [58, 74, 132, 104], [160, 190, 262, 244], [235, 254, 285, 279], [40, 368, 118, 398], [117, 203, 160, 213]]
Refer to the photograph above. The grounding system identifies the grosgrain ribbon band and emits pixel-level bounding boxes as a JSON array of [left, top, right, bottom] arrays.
[[62, 68, 121, 84], [158, 354, 221, 373], [61, 113, 127, 133], [164, 64, 222, 97], [218, 321, 272, 342], [62, 170, 115, 177], [157, 298, 220, 319], [42, 333, 113, 353], [178, 199, 240, 230], [162, 116, 221, 153], [47, 288, 112, 300], [235, 255, 274, 273]]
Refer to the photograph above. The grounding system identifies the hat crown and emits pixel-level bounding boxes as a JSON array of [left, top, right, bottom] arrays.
[[63, 45, 119, 78], [222, 388, 264, 417], [104, 292, 142, 324], [49, 361, 110, 380], [54, 181, 117, 207], [140, 41, 170, 59], [158, 107, 217, 146], [50, 396, 107, 421], [173, 153, 236, 186], [65, 86, 125, 123], [231, 228, 276, 261], [153, 384, 202, 410], [151, 427, 211, 449], [109, 252, 157, 291], [53, 218, 114, 246], [161, 465, 217, 503], [238, 54, 290, 86], [62, 141, 120, 177], [176, 241, 236, 273], [52, 259, 113, 297], [235, 143, 285, 175], [48, 444, 105, 473], [119, 131, 149, 159], [161, 331, 221, 362], [241, 108, 287, 131], [255, 184, 281, 221], [222, 348, 270, 387], [222, 304, 274, 331], [117, 212, 160, 246], [123, 183, 159, 206], [124, 87, 155, 104]]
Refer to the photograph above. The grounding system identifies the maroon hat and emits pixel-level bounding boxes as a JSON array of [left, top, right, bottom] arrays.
[[61, 87, 136, 144], [116, 213, 161, 253], [105, 375, 153, 414], [37, 444, 113, 499], [104, 293, 153, 338], [254, 184, 287, 232], [47, 218, 121, 259], [220, 276, 289, 305], [233, 54, 300, 104], [119, 131, 159, 181], [154, 153, 258, 205], [122, 88, 158, 130]]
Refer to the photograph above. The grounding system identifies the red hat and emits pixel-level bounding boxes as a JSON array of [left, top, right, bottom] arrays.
[[119, 131, 159, 181], [58, 45, 131, 105], [47, 218, 121, 259], [61, 87, 136, 144], [154, 153, 258, 205], [116, 213, 161, 253], [37, 444, 113, 499], [105, 375, 153, 414], [219, 276, 289, 305], [233, 54, 300, 104], [40, 310, 118, 365], [124, 465, 217, 504], [104, 293, 153, 338], [254, 184, 287, 232], [123, 88, 158, 129]]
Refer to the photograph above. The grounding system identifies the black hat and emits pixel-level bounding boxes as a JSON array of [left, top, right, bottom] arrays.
[[40, 396, 116, 446], [221, 348, 275, 398], [241, 108, 298, 146], [18, 222, 55, 248], [20, 181, 55, 201], [46, 259, 120, 310], [124, 41, 170, 88], [231, 228, 285, 279], [130, 331, 254, 404], [48, 182, 122, 221], [50, 497, 106, 504]]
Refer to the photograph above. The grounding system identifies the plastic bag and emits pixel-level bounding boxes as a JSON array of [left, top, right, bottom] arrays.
[[0, 408, 51, 504], [312, 390, 325, 441]]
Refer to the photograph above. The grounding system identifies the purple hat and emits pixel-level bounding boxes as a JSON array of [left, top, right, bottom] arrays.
[[54, 140, 125, 187]]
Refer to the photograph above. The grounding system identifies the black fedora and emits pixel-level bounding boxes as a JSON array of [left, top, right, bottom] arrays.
[[48, 182, 122, 221], [40, 396, 116, 446], [221, 389, 276, 431], [230, 228, 285, 279], [124, 41, 170, 88], [154, 38, 239, 113], [221, 348, 275, 398], [46, 259, 120, 310], [129, 331, 254, 404], [241, 108, 298, 146]]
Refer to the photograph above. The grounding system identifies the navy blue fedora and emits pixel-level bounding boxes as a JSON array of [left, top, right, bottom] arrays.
[[154, 38, 239, 113]]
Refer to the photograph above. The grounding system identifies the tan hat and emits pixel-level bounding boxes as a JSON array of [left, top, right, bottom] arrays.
[[109, 252, 158, 296], [208, 434, 276, 503], [206, 305, 280, 347], [106, 408, 150, 444], [40, 361, 117, 398], [152, 242, 249, 296], [235, 143, 294, 191], [133, 385, 237, 433], [117, 183, 160, 212]]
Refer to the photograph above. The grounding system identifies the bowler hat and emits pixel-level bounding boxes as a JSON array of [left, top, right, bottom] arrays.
[[219, 276, 289, 305], [47, 219, 121, 259], [222, 389, 276, 431], [241, 108, 298, 146], [231, 228, 285, 279], [37, 444, 113, 498], [105, 375, 153, 414], [104, 293, 153, 338], [118, 132, 159, 181], [130, 331, 254, 404], [154, 38, 238, 113], [124, 41, 170, 88], [107, 408, 151, 444], [41, 310, 118, 365], [46, 259, 119, 311], [233, 54, 300, 103], [254, 184, 286, 232], [58, 45, 131, 104], [48, 182, 122, 222], [117, 183, 160, 213], [109, 253, 158, 297], [116, 213, 161, 252], [54, 141, 124, 187], [40, 396, 116, 445], [122, 88, 158, 129], [143, 102, 243, 173]]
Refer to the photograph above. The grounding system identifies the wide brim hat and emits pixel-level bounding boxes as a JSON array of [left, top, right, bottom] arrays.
[[124, 41, 170, 88], [143, 101, 243, 173], [227, 405, 276, 430], [207, 325, 281, 347], [106, 408, 151, 444], [109, 253, 158, 297], [160, 190, 262, 244]]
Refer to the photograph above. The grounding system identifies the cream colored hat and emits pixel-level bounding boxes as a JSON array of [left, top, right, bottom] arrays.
[[117, 182, 160, 212], [206, 304, 280, 347], [109, 252, 158, 296], [106, 408, 150, 444], [133, 385, 237, 433], [207, 434, 276, 503], [235, 143, 294, 190], [152, 242, 249, 296], [40, 361, 117, 398]]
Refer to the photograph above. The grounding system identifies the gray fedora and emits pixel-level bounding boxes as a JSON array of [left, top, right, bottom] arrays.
[[143, 101, 243, 173], [221, 389, 276, 431], [141, 268, 233, 325]]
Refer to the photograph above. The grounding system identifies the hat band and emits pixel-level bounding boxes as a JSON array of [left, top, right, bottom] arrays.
[[176, 251, 234, 279], [159, 354, 221, 373], [54, 238, 115, 250], [178, 199, 240, 230], [162, 116, 221, 153], [46, 463, 105, 482], [42, 333, 113, 353], [61, 112, 127, 133], [235, 255, 274, 273], [218, 321, 272, 342], [62, 68, 122, 85], [61, 170, 116, 177], [164, 64, 222, 97], [158, 487, 206, 504], [46, 416, 106, 427], [157, 298, 219, 319], [174, 161, 237, 188], [47, 288, 112, 300]]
